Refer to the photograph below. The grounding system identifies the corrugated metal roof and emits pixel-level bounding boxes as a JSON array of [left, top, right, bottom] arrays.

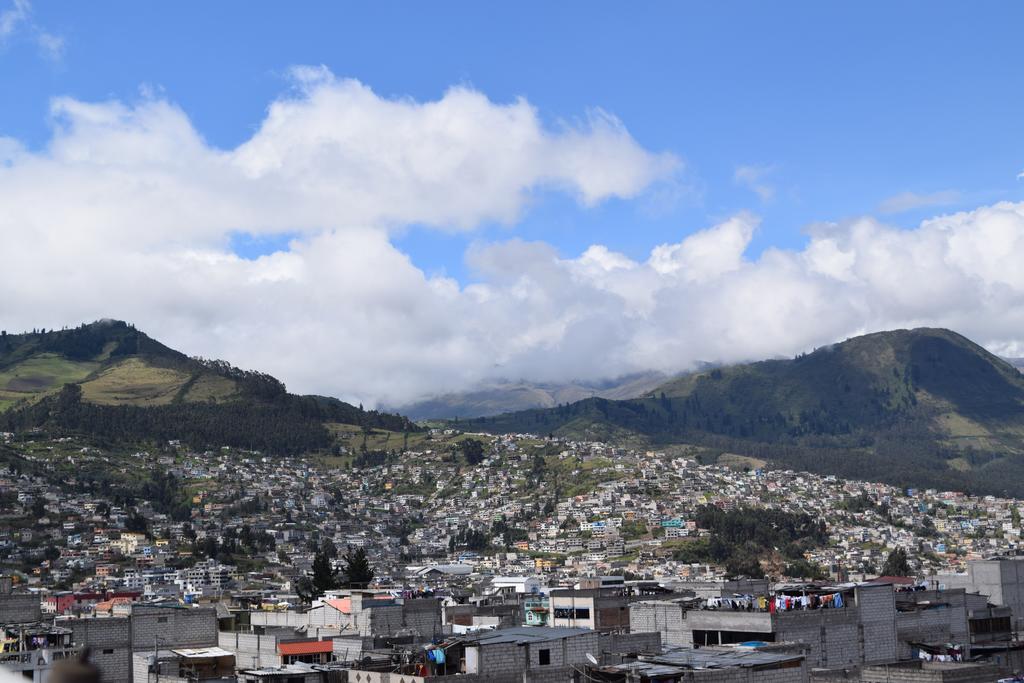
[[460, 626, 593, 645], [171, 647, 235, 659], [648, 647, 804, 668]]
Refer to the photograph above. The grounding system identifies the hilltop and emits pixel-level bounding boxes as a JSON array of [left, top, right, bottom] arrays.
[[0, 321, 417, 454], [471, 329, 1024, 495]]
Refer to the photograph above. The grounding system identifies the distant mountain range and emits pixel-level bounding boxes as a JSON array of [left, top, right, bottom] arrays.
[[401, 352, 1024, 423], [0, 320, 417, 454], [395, 372, 672, 420], [472, 328, 1024, 496]]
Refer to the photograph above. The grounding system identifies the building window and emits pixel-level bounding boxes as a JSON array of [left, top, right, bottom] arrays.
[[157, 616, 168, 623], [553, 607, 590, 620], [539, 649, 550, 666], [102, 649, 114, 655]]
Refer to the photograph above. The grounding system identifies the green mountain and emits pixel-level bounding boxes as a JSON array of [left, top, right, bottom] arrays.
[[472, 329, 1024, 496], [0, 320, 417, 454]]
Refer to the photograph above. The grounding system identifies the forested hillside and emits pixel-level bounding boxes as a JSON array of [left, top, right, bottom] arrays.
[[0, 321, 418, 454], [473, 329, 1024, 496]]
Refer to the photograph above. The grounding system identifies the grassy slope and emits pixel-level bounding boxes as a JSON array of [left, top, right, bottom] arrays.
[[0, 321, 419, 456], [0, 354, 101, 411], [0, 323, 252, 410], [80, 357, 194, 406]]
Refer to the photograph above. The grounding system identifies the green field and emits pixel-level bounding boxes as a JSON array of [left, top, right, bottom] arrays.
[[0, 353, 100, 411], [181, 373, 239, 403], [80, 357, 191, 405]]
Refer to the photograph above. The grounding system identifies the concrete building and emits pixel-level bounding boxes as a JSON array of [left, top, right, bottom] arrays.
[[866, 660, 1011, 682], [249, 592, 442, 640], [933, 556, 1024, 632], [1, 588, 84, 682], [488, 576, 543, 595], [893, 588, 971, 660], [132, 646, 236, 683], [65, 603, 219, 683], [632, 584, 898, 669], [549, 588, 629, 632], [333, 627, 660, 683], [1, 622, 80, 683]]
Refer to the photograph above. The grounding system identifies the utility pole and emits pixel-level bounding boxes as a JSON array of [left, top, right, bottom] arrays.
[[152, 635, 163, 683]]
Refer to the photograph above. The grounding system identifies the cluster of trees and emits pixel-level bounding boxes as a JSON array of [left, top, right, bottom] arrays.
[[457, 438, 486, 465], [0, 321, 152, 363], [295, 542, 375, 603], [197, 525, 277, 562], [449, 528, 490, 552], [1, 381, 421, 457], [670, 506, 828, 579], [139, 469, 193, 521], [881, 547, 912, 576], [1, 384, 335, 455]]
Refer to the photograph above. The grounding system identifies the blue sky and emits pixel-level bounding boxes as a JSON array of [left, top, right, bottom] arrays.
[[6, 2, 1023, 281], [4, 2, 1024, 403]]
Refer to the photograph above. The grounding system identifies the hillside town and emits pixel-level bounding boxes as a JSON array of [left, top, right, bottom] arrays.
[[4, 428, 1024, 681]]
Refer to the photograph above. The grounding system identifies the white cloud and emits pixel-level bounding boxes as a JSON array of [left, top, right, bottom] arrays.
[[0, 0, 64, 60], [3, 72, 1024, 408], [34, 30, 63, 60], [0, 0, 28, 39], [733, 164, 776, 201], [0, 72, 679, 403], [877, 189, 960, 214]]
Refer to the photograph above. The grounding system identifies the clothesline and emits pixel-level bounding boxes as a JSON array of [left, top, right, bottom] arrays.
[[702, 591, 847, 612]]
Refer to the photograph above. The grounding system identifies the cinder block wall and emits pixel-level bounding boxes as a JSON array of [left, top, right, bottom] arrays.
[[70, 607, 217, 683], [630, 602, 690, 648], [401, 598, 442, 639], [602, 631, 662, 659], [68, 617, 132, 683], [218, 631, 280, 668], [0, 593, 40, 623], [856, 585, 897, 664], [130, 605, 218, 651]]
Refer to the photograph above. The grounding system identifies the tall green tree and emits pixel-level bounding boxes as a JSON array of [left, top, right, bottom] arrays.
[[341, 547, 375, 588], [881, 547, 911, 576], [311, 546, 341, 595], [458, 438, 486, 466]]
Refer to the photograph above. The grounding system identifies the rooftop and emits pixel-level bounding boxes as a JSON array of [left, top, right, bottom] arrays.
[[458, 626, 594, 645], [277, 640, 334, 656]]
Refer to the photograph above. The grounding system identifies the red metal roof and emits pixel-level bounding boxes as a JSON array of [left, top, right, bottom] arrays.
[[277, 640, 334, 656]]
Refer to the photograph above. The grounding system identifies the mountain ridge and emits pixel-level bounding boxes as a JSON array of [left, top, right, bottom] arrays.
[[0, 320, 418, 454], [469, 328, 1024, 496]]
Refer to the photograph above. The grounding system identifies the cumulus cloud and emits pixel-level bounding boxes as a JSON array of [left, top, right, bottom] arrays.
[[877, 189, 960, 214], [0, 72, 679, 403], [3, 72, 1024, 408]]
